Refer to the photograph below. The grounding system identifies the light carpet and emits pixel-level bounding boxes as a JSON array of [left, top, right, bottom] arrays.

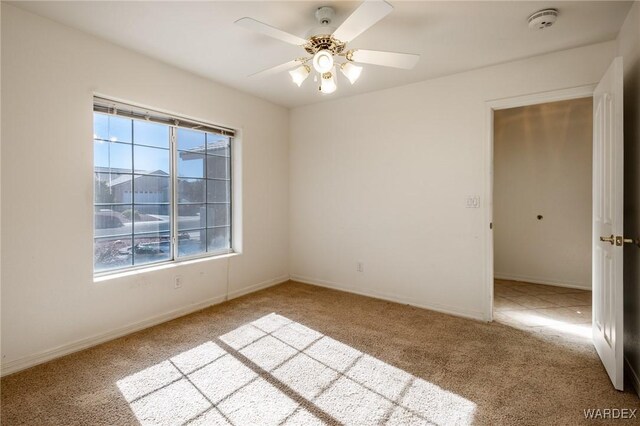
[[1, 281, 638, 425]]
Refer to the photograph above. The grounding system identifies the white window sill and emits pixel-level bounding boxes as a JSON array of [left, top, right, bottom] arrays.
[[93, 252, 240, 283]]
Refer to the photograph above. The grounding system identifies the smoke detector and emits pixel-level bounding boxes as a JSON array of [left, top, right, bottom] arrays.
[[528, 8, 558, 30]]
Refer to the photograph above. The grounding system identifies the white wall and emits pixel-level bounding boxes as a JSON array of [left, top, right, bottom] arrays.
[[1, 4, 289, 374], [616, 0, 640, 397], [493, 98, 593, 289], [290, 41, 616, 320]]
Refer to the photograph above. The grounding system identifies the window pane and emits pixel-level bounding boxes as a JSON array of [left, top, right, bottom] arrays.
[[94, 205, 132, 238], [207, 227, 230, 252], [94, 141, 132, 171], [133, 205, 171, 234], [207, 204, 230, 227], [95, 235, 133, 272], [177, 229, 206, 257], [94, 113, 109, 141], [206, 133, 230, 157], [134, 120, 169, 148], [95, 173, 130, 204], [132, 175, 170, 204], [178, 204, 206, 230], [133, 145, 170, 175], [177, 128, 205, 151], [94, 105, 233, 274], [177, 178, 205, 203], [178, 151, 206, 178], [206, 156, 229, 180], [207, 179, 230, 203], [110, 115, 133, 143], [93, 114, 132, 143], [132, 232, 171, 266]]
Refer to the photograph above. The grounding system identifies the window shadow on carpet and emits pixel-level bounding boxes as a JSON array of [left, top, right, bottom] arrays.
[[116, 313, 476, 425]]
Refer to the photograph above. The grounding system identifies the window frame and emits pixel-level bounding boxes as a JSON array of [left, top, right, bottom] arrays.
[[93, 99, 236, 277]]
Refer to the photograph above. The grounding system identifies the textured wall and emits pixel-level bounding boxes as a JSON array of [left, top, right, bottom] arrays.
[[1, 4, 289, 372], [290, 42, 615, 321]]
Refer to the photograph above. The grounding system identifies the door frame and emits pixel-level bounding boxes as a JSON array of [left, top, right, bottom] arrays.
[[483, 84, 597, 321]]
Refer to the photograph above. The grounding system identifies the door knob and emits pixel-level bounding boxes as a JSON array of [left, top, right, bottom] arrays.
[[621, 237, 640, 248], [600, 235, 640, 247], [600, 235, 615, 245]]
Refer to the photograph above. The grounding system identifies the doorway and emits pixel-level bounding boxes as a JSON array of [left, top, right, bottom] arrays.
[[492, 97, 593, 338], [485, 59, 626, 391], [484, 85, 597, 321]]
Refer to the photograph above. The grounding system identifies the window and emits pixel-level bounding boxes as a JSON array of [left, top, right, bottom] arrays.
[[93, 98, 234, 274]]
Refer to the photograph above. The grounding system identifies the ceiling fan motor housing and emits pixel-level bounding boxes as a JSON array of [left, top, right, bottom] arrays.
[[306, 7, 345, 54], [528, 9, 559, 30]]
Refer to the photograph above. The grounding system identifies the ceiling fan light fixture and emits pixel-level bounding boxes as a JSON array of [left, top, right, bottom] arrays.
[[312, 50, 334, 73], [340, 62, 363, 84], [237, 0, 420, 97], [289, 65, 311, 87], [319, 70, 337, 94]]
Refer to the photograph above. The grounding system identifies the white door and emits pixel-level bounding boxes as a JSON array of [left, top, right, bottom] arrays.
[[593, 56, 624, 391]]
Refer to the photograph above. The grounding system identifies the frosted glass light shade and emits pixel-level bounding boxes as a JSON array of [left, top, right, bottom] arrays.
[[289, 65, 310, 87], [340, 62, 363, 84], [320, 70, 337, 94]]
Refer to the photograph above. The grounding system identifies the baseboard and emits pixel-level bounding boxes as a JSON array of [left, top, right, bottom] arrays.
[[226, 275, 289, 300], [494, 273, 591, 290], [0, 275, 290, 378], [625, 356, 640, 399], [290, 274, 485, 322]]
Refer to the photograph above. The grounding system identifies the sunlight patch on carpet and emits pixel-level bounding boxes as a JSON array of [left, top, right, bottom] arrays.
[[116, 313, 476, 425], [501, 310, 592, 339]]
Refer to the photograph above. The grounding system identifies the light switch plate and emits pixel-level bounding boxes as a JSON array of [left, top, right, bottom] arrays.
[[466, 196, 480, 208]]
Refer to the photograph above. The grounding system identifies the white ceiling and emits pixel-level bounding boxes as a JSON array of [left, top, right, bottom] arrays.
[[11, 1, 632, 108]]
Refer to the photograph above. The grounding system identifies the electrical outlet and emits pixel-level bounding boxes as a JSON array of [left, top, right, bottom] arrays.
[[356, 262, 364, 273], [174, 276, 182, 289]]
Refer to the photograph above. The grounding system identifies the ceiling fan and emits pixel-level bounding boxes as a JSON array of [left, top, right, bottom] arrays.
[[235, 0, 420, 94]]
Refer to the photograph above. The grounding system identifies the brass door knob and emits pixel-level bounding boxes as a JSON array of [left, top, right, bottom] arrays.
[[600, 235, 615, 245], [599, 235, 640, 247]]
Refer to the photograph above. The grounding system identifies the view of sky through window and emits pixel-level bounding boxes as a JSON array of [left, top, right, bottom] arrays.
[[93, 112, 232, 273]]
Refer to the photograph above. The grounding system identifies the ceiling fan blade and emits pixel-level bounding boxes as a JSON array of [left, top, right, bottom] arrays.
[[235, 17, 308, 46], [249, 59, 306, 78], [332, 0, 393, 43], [349, 49, 420, 69]]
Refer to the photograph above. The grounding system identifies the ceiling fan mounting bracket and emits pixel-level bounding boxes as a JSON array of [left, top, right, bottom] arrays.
[[315, 6, 335, 26], [304, 35, 346, 55]]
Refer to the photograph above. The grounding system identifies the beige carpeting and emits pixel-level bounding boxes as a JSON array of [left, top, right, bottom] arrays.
[[1, 281, 638, 425]]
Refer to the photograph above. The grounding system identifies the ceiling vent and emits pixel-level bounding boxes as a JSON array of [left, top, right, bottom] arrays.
[[528, 8, 558, 30]]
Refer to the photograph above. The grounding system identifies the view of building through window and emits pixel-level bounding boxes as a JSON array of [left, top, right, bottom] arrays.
[[94, 111, 232, 273]]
